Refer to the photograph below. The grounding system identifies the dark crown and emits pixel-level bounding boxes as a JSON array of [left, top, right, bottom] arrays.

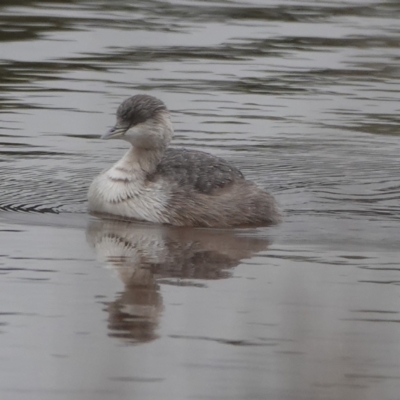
[[117, 94, 167, 127]]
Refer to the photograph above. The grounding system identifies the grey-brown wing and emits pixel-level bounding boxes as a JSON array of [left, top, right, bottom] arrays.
[[151, 148, 245, 194]]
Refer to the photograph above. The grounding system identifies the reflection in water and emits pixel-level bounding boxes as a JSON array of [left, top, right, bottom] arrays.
[[86, 218, 270, 344]]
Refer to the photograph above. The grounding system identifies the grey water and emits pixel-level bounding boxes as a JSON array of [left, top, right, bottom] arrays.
[[0, 0, 400, 399]]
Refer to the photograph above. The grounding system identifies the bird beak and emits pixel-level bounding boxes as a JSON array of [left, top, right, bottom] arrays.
[[101, 125, 127, 140]]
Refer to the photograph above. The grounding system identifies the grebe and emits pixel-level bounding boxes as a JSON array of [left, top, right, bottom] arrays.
[[88, 94, 281, 227]]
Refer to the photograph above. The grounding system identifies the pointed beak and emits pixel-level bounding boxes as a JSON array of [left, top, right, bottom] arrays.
[[101, 125, 127, 140]]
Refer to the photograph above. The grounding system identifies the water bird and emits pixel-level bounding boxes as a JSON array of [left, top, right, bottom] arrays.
[[88, 94, 281, 227]]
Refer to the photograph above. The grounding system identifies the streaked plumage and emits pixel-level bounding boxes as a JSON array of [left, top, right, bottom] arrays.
[[88, 94, 281, 227]]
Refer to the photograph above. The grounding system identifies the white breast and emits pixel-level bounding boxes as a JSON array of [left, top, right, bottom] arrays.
[[88, 166, 170, 224]]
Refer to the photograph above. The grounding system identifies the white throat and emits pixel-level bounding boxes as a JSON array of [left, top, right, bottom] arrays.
[[118, 111, 174, 174]]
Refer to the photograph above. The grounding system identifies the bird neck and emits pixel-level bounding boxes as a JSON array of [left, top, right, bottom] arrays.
[[118, 111, 173, 174], [119, 146, 164, 175]]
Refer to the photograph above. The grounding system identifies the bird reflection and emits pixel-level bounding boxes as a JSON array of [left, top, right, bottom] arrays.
[[86, 218, 271, 344]]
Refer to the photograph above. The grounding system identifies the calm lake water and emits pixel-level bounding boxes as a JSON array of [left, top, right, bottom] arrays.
[[1, 1, 400, 399]]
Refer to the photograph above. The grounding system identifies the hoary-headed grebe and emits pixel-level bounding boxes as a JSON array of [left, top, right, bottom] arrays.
[[88, 94, 281, 227]]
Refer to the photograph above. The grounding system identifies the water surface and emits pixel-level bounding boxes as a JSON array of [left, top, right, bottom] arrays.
[[1, 1, 400, 399]]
